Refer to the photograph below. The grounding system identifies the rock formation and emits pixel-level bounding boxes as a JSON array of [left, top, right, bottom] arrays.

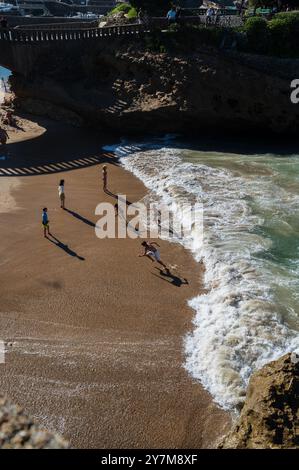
[[0, 396, 69, 449], [220, 353, 299, 449], [8, 36, 299, 136]]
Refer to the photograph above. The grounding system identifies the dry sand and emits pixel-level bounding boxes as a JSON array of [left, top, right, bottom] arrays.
[[0, 178, 21, 213], [0, 115, 231, 448]]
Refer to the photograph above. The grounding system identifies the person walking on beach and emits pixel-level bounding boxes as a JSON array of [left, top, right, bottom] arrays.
[[102, 165, 108, 192], [58, 179, 65, 209], [139, 241, 168, 271], [42, 207, 50, 238], [0, 127, 8, 145]]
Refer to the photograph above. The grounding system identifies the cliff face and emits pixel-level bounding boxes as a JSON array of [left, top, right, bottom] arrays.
[[9, 38, 299, 136], [0, 396, 69, 449], [220, 354, 299, 449]]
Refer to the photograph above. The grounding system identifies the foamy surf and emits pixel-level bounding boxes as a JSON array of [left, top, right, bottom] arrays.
[[103, 140, 299, 410]]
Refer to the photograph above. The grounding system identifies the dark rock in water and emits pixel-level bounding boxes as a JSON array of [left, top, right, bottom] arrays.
[[0, 396, 69, 449], [219, 353, 299, 449]]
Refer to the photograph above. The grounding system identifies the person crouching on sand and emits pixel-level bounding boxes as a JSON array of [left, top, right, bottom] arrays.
[[102, 165, 108, 192], [58, 179, 65, 209], [42, 208, 50, 238], [139, 241, 168, 271]]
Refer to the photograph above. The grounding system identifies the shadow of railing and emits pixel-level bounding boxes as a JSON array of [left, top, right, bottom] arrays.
[[0, 116, 119, 176], [0, 151, 117, 177]]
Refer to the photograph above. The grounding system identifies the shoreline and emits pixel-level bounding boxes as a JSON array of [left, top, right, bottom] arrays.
[[0, 115, 232, 448]]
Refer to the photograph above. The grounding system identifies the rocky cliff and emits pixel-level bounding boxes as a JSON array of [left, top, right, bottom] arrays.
[[9, 36, 299, 136], [220, 353, 299, 449], [0, 396, 69, 449]]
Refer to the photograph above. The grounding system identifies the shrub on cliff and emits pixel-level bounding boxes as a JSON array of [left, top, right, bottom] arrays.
[[242, 13, 299, 57], [244, 17, 270, 54], [108, 3, 131, 15], [275, 11, 299, 21], [268, 13, 299, 57], [107, 3, 137, 21], [143, 25, 224, 53]]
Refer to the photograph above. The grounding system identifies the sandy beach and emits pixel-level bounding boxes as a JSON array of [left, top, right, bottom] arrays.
[[0, 115, 231, 448]]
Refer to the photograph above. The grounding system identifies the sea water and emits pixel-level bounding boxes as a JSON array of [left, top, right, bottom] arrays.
[[105, 137, 299, 410]]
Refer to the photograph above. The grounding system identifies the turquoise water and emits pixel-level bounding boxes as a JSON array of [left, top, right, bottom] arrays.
[[183, 151, 299, 329], [109, 139, 299, 409]]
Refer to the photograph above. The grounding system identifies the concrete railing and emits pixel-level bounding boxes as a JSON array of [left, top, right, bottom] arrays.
[[0, 24, 145, 42], [0, 16, 243, 43], [15, 21, 99, 31]]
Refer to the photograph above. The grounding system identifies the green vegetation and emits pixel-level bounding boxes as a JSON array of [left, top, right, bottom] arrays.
[[126, 7, 137, 19], [142, 25, 226, 53], [108, 3, 130, 15], [243, 12, 299, 57], [243, 16, 269, 53], [108, 5, 299, 58], [108, 2, 137, 19]]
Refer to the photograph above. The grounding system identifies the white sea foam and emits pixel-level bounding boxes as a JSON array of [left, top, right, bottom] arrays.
[[103, 141, 299, 410]]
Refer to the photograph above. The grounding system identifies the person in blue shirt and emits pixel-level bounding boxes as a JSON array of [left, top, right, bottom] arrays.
[[167, 6, 177, 24], [42, 207, 50, 238]]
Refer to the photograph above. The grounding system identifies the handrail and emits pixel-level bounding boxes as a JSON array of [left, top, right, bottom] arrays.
[[0, 16, 243, 43], [0, 24, 144, 42], [15, 21, 99, 31]]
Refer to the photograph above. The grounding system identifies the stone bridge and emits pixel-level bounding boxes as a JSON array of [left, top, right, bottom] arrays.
[[0, 14, 243, 75]]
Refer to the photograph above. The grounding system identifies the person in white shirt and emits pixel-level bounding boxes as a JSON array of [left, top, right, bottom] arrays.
[[58, 179, 65, 209], [206, 7, 215, 26]]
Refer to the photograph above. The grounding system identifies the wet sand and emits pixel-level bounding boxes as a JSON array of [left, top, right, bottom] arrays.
[[0, 116, 231, 448]]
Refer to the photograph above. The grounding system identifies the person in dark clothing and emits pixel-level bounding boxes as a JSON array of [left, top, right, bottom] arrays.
[[176, 6, 182, 23], [0, 17, 8, 29]]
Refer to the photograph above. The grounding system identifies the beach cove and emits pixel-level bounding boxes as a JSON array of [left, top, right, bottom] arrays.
[[0, 115, 231, 448]]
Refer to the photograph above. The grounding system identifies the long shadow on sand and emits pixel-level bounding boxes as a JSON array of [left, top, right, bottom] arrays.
[[64, 208, 96, 228], [152, 268, 189, 287], [104, 189, 133, 206], [47, 234, 85, 261], [0, 116, 119, 177]]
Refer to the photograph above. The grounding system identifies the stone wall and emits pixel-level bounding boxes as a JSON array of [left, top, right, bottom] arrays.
[[220, 354, 299, 449], [0, 396, 69, 449]]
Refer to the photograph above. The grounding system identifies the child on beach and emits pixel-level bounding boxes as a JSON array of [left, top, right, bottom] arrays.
[[102, 165, 108, 192], [139, 241, 168, 271], [42, 208, 50, 238], [58, 179, 65, 209]]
